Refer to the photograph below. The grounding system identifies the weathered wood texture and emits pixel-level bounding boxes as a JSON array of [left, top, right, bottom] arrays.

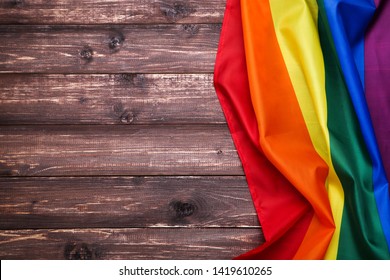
[[0, 0, 225, 24], [0, 25, 220, 73], [0, 74, 224, 125], [0, 125, 243, 176], [0, 176, 259, 229], [0, 0, 265, 260], [0, 228, 263, 260]]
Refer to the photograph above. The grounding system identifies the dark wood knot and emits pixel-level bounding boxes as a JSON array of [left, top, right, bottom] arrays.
[[170, 201, 196, 218], [160, 2, 195, 22], [217, 149, 223, 155], [10, 0, 24, 8], [117, 73, 146, 88], [113, 102, 136, 124], [109, 37, 121, 49], [79, 97, 88, 104], [182, 24, 200, 35], [108, 34, 124, 51], [64, 242, 93, 260], [120, 111, 135, 124], [79, 47, 93, 61]]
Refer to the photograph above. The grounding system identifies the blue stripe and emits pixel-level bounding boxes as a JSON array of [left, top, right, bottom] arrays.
[[323, 0, 390, 250]]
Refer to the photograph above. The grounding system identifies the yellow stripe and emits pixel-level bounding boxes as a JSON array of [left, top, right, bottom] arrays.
[[268, 0, 344, 259]]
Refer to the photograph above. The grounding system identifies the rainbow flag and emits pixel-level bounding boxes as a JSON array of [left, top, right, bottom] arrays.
[[214, 0, 390, 259]]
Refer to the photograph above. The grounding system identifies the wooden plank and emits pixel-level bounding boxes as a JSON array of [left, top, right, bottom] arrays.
[[0, 0, 225, 25], [0, 24, 220, 74], [0, 125, 243, 176], [0, 74, 225, 125], [0, 176, 259, 229], [0, 228, 263, 259]]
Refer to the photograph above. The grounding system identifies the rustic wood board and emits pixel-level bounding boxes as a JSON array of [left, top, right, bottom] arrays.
[[0, 125, 243, 176], [0, 176, 259, 229], [0, 74, 225, 125], [0, 0, 225, 24], [0, 0, 265, 260], [0, 228, 264, 260], [0, 25, 220, 73]]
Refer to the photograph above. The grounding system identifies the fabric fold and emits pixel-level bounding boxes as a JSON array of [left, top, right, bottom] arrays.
[[214, 0, 390, 259]]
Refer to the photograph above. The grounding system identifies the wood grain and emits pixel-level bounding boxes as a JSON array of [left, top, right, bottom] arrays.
[[0, 24, 220, 74], [0, 176, 259, 229], [0, 74, 225, 125], [0, 228, 264, 259], [0, 0, 264, 261], [0, 125, 243, 176], [0, 0, 225, 24]]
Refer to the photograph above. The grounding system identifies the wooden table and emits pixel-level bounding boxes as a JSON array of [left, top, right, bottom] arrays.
[[0, 0, 263, 259]]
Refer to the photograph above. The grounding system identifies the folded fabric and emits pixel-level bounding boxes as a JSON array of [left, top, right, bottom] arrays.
[[214, 0, 390, 259]]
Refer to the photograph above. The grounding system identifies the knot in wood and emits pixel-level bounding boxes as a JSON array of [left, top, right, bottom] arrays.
[[109, 36, 123, 49], [113, 102, 136, 124], [118, 73, 146, 88], [79, 97, 88, 104], [160, 2, 195, 22], [182, 24, 200, 35], [170, 201, 196, 218], [64, 242, 93, 260], [79, 47, 93, 61], [217, 149, 223, 155], [10, 0, 24, 8], [120, 111, 135, 124]]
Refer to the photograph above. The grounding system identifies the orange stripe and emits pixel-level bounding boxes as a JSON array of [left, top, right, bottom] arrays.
[[241, 0, 334, 258], [293, 215, 335, 259]]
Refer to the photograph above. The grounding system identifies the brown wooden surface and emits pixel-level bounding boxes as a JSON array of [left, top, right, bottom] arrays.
[[0, 25, 219, 74], [0, 74, 224, 125], [0, 228, 263, 260], [0, 0, 264, 260], [0, 0, 225, 25], [0, 125, 242, 176], [0, 176, 259, 229]]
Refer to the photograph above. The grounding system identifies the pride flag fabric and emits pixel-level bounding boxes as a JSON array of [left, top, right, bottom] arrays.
[[214, 0, 390, 259]]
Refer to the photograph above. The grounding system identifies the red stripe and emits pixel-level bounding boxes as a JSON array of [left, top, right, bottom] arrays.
[[214, 0, 313, 259]]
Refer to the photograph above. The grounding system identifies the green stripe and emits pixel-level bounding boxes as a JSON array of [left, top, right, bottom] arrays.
[[317, 0, 389, 259]]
